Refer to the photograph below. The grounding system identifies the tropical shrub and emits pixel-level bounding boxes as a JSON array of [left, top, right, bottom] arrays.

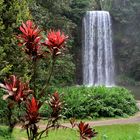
[[41, 86, 138, 119]]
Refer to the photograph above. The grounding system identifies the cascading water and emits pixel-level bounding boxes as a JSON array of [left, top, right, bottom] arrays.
[[82, 11, 115, 86]]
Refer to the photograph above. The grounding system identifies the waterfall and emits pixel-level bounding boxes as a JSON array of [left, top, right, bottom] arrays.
[[82, 11, 115, 86]]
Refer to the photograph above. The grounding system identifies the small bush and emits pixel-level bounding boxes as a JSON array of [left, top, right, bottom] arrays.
[[41, 86, 139, 119]]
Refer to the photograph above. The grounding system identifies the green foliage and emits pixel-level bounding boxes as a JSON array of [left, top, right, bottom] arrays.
[[41, 86, 138, 119], [100, 0, 113, 11], [116, 75, 138, 86], [0, 126, 15, 140], [52, 54, 76, 86], [0, 0, 31, 79], [0, 90, 25, 125], [0, 91, 8, 124], [110, 0, 140, 82], [63, 0, 92, 24], [29, 0, 77, 86], [0, 65, 13, 77]]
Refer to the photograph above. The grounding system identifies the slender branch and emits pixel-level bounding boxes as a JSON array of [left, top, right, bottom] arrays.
[[33, 60, 37, 97], [7, 106, 17, 135], [47, 58, 55, 85], [27, 128, 30, 140], [39, 57, 56, 97], [29, 129, 31, 140], [37, 126, 51, 140]]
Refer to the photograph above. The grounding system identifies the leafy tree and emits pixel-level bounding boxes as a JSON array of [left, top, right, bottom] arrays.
[[0, 0, 31, 79]]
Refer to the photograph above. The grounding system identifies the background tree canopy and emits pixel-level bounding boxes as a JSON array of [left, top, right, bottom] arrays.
[[0, 0, 31, 80], [0, 0, 140, 86], [110, 0, 140, 84]]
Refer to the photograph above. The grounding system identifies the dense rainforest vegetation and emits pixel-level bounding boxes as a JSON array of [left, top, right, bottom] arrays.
[[0, 0, 140, 86], [0, 1, 139, 139]]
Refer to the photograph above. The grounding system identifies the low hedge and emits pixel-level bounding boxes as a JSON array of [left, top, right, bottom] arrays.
[[0, 86, 138, 120], [41, 86, 139, 119]]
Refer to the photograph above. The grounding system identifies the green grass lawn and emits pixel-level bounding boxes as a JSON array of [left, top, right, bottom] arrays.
[[0, 124, 140, 140]]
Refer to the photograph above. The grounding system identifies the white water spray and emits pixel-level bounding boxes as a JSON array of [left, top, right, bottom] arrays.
[[82, 11, 115, 86]]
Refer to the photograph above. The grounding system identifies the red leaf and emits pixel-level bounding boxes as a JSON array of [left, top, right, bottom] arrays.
[[17, 20, 43, 60], [44, 30, 68, 56]]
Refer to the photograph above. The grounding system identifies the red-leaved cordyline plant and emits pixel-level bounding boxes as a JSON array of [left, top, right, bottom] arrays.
[[25, 97, 41, 124], [0, 20, 97, 140], [0, 75, 32, 133], [0, 75, 32, 103], [78, 121, 97, 140], [40, 30, 68, 97], [17, 20, 45, 95], [44, 30, 68, 58], [48, 92, 63, 126], [17, 20, 43, 61], [23, 97, 42, 139]]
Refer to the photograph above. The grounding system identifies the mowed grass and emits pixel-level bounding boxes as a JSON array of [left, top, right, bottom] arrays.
[[0, 123, 140, 140], [95, 124, 140, 140]]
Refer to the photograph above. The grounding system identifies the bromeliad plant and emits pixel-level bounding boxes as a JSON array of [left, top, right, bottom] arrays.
[[0, 20, 97, 140]]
